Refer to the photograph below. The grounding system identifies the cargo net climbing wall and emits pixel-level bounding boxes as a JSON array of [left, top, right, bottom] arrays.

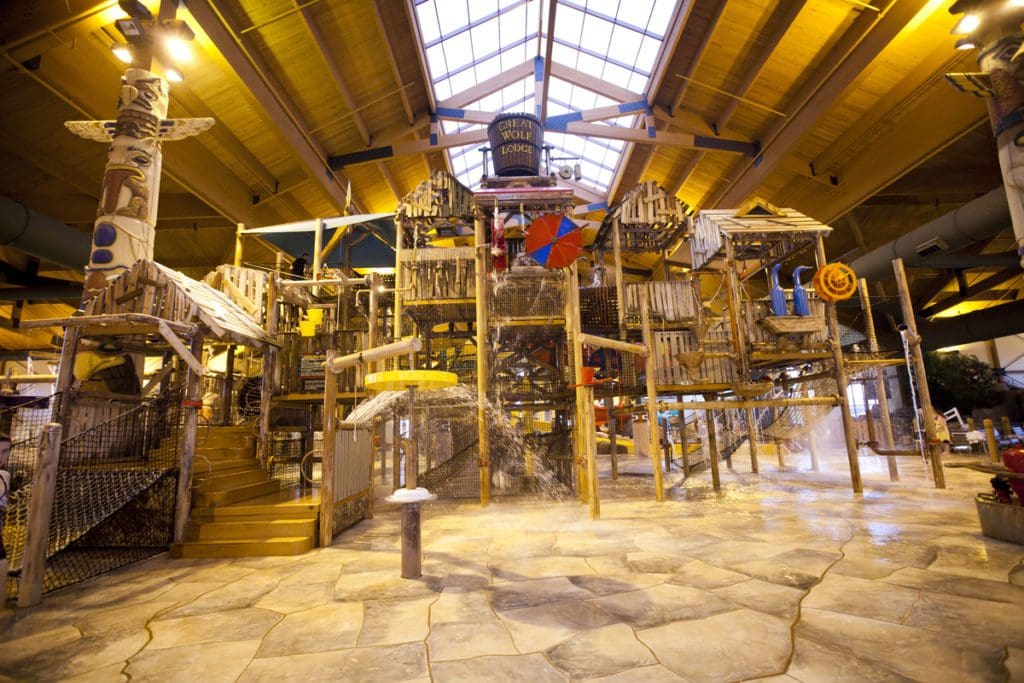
[[3, 389, 183, 599]]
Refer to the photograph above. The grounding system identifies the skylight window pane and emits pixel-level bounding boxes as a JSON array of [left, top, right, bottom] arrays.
[[577, 52, 604, 78], [608, 25, 642, 66], [435, 78, 453, 101], [448, 69, 476, 96], [472, 19, 500, 62], [627, 0, 655, 23], [551, 43, 578, 68], [580, 14, 613, 49], [558, 5, 585, 41], [468, 0, 496, 23], [601, 62, 631, 88], [499, 4, 526, 46], [436, 1, 468, 34], [426, 43, 448, 80], [627, 71, 648, 93], [636, 35, 661, 70], [416, 3, 442, 44], [648, 1, 673, 33], [588, 0, 621, 17], [444, 32, 474, 73], [475, 54, 501, 83], [500, 43, 527, 71]]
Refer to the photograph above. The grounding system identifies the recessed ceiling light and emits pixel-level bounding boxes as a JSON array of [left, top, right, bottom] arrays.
[[954, 13, 981, 34]]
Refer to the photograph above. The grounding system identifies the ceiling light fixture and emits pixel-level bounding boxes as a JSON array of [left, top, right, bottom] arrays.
[[163, 35, 191, 62], [164, 66, 184, 82], [954, 13, 981, 34], [111, 43, 133, 63], [955, 37, 979, 50]]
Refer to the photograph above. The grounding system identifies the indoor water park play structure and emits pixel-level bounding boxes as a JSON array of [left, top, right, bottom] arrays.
[[0, 100, 969, 603]]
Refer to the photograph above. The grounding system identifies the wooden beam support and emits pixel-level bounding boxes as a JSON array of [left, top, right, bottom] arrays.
[[17, 423, 62, 607], [712, 0, 932, 209], [370, 0, 415, 124], [157, 322, 206, 377]]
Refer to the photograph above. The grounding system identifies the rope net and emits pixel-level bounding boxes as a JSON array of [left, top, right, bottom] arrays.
[[4, 388, 182, 599]]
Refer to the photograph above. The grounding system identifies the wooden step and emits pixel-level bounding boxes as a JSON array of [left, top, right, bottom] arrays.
[[194, 458, 260, 475], [191, 500, 319, 522], [192, 479, 280, 507], [170, 536, 314, 558], [184, 517, 316, 541], [198, 436, 254, 450], [192, 469, 268, 493], [196, 445, 256, 460]]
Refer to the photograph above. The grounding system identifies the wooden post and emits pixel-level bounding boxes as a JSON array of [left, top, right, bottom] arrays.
[[406, 386, 418, 489], [312, 217, 324, 296], [858, 278, 898, 481], [967, 416, 976, 431], [368, 273, 380, 372], [258, 272, 279, 469], [392, 406, 401, 490], [985, 418, 1000, 464], [745, 406, 759, 473], [234, 223, 244, 267], [680, 407, 690, 477], [174, 332, 204, 543], [474, 213, 491, 505], [723, 239, 749, 378], [612, 216, 626, 335], [394, 215, 405, 348], [319, 350, 338, 547], [53, 325, 81, 427], [567, 262, 599, 516], [221, 345, 235, 426], [892, 257, 945, 488], [808, 428, 821, 471], [607, 397, 618, 480], [705, 404, 721, 490], [584, 384, 600, 519], [1002, 415, 1013, 440], [18, 423, 62, 607], [817, 236, 863, 493], [641, 287, 665, 501]]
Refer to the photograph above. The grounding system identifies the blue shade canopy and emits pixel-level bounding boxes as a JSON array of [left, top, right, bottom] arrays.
[[256, 216, 397, 269]]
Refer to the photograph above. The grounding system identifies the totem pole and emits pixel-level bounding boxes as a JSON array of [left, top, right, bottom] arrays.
[[66, 68, 213, 299], [947, 1, 1024, 269]]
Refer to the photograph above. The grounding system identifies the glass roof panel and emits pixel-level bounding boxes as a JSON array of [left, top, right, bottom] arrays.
[[413, 0, 679, 196]]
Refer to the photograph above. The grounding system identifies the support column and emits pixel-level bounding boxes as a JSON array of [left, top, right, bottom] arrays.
[[567, 262, 599, 517], [985, 418, 999, 464], [745, 406, 759, 473], [474, 213, 491, 505], [817, 236, 863, 493], [221, 345, 235, 426], [641, 286, 665, 501], [312, 217, 324, 296], [259, 272, 279, 469], [18, 423, 62, 607], [392, 406, 401, 490], [319, 350, 338, 547], [234, 223, 245, 267], [893, 257, 945, 488], [607, 396, 618, 480], [174, 333, 204, 543], [394, 216, 405, 348], [705, 403, 721, 490], [858, 278, 898, 481]]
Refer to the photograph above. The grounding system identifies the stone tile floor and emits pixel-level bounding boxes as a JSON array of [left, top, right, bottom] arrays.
[[2, 447, 1024, 682]]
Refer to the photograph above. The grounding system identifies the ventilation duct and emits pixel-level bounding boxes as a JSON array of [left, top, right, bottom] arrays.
[[0, 196, 91, 270], [847, 188, 1012, 282]]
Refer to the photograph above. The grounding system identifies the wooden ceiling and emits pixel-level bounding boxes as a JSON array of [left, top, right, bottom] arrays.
[[0, 0, 1013, 352]]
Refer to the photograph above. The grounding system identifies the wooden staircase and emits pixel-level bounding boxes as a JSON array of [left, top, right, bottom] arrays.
[[170, 425, 318, 558]]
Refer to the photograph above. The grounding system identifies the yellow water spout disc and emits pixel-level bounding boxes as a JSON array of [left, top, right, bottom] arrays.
[[364, 370, 459, 391], [813, 263, 856, 302]]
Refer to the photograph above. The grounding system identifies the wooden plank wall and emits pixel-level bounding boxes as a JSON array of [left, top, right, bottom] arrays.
[[653, 329, 735, 386], [624, 282, 697, 323], [334, 426, 372, 502]]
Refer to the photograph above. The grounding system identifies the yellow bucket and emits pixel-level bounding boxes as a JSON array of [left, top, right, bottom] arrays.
[[298, 320, 318, 337], [306, 308, 324, 324]]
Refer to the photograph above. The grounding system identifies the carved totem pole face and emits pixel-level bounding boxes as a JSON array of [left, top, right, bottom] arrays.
[[84, 68, 168, 298], [977, 36, 1024, 267]]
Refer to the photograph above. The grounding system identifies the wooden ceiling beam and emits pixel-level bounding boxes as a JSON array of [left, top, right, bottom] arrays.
[[920, 268, 1023, 318], [784, 86, 987, 224], [370, 1, 415, 125], [437, 60, 535, 110], [666, 0, 806, 198], [710, 0, 932, 209], [550, 63, 642, 104], [0, 0, 114, 52], [669, 0, 726, 115], [187, 0, 361, 214]]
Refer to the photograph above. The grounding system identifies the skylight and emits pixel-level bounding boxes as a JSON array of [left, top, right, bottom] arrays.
[[413, 0, 678, 198]]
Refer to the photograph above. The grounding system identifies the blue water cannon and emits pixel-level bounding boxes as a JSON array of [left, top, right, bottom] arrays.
[[769, 263, 788, 316], [792, 265, 811, 316]]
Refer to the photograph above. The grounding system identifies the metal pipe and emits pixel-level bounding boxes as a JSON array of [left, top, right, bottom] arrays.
[[848, 188, 1011, 282], [277, 276, 369, 288], [0, 196, 91, 270], [658, 396, 839, 411], [325, 337, 421, 373], [577, 332, 647, 356]]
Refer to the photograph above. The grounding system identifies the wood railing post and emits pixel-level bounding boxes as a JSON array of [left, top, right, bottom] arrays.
[[174, 332, 204, 543], [18, 423, 62, 607]]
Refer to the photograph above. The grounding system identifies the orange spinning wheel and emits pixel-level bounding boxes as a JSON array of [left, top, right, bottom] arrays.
[[813, 263, 857, 302]]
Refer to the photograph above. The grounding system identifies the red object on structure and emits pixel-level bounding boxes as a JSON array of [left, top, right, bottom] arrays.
[[525, 213, 582, 269], [492, 213, 507, 271], [1002, 446, 1024, 504]]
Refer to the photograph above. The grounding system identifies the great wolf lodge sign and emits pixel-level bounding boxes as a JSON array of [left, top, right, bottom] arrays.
[[487, 113, 543, 177]]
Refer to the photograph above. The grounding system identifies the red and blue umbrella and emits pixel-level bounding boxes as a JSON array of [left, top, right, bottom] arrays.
[[525, 214, 582, 269]]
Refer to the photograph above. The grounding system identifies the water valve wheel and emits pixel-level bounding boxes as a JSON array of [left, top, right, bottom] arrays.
[[813, 263, 857, 302]]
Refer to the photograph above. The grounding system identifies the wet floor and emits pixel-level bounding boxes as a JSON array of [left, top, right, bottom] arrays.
[[2, 445, 1022, 682]]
